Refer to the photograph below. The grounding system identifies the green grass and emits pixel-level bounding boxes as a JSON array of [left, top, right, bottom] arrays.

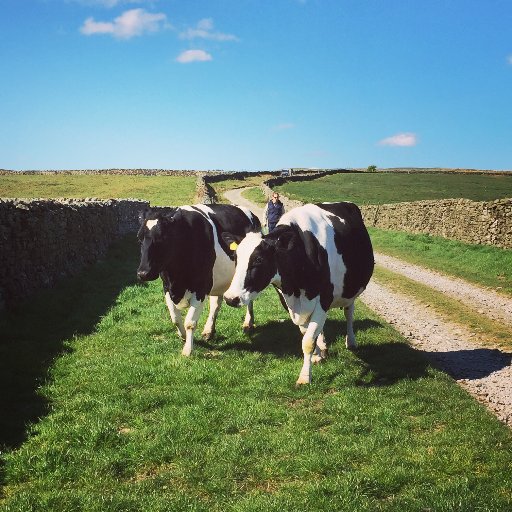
[[1, 238, 512, 510], [0, 174, 197, 206], [369, 228, 512, 297], [241, 187, 267, 207], [276, 172, 512, 205]]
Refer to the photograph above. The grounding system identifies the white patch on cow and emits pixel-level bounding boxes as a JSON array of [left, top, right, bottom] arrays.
[[279, 204, 350, 301], [146, 219, 159, 231], [224, 232, 264, 305], [165, 291, 185, 339], [283, 290, 318, 326], [180, 204, 214, 218], [234, 204, 256, 224]]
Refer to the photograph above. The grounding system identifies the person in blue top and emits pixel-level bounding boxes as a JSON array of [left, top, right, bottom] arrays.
[[263, 192, 285, 233]]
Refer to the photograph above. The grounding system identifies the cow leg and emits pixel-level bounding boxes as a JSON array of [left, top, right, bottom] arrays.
[[312, 332, 328, 364], [296, 307, 328, 385], [165, 291, 186, 340], [344, 302, 357, 349], [202, 296, 222, 340], [182, 298, 206, 357], [243, 300, 255, 332]]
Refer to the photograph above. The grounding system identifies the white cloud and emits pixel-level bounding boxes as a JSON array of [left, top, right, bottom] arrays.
[[507, 55, 512, 65], [80, 8, 168, 39], [180, 18, 238, 42], [379, 132, 418, 147], [175, 49, 212, 63]]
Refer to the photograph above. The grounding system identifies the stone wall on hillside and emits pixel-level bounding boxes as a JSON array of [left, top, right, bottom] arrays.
[[361, 199, 512, 249], [0, 198, 148, 309], [262, 175, 511, 249], [0, 169, 200, 176], [263, 169, 357, 190]]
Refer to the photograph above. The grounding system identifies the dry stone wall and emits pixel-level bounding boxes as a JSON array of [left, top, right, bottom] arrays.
[[0, 198, 148, 309], [361, 198, 512, 249]]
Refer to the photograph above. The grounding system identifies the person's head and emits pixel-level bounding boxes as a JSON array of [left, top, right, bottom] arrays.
[[272, 193, 280, 203]]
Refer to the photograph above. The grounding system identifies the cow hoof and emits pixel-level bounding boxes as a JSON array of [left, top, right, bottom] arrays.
[[181, 347, 192, 357], [201, 330, 214, 341], [295, 377, 311, 386], [243, 323, 255, 334], [345, 337, 357, 350], [311, 354, 325, 365]]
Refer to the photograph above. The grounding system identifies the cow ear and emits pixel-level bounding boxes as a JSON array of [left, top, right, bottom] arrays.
[[139, 207, 150, 224], [161, 210, 178, 226], [221, 232, 244, 252]]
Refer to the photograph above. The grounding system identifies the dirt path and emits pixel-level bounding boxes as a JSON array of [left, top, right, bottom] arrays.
[[375, 253, 512, 327], [223, 187, 512, 427], [223, 187, 265, 222]]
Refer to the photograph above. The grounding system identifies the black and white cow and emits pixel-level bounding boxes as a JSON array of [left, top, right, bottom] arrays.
[[137, 204, 261, 356], [223, 202, 374, 385]]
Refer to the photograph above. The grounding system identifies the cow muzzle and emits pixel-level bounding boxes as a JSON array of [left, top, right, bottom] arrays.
[[137, 269, 157, 281]]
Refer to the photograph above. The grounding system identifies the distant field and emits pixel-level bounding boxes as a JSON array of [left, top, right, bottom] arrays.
[[276, 172, 512, 205], [0, 174, 197, 206], [241, 186, 267, 206]]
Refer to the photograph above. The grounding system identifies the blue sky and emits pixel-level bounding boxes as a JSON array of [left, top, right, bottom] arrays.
[[1, 0, 511, 171]]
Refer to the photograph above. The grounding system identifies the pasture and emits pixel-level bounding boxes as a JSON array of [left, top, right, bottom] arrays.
[[2, 171, 512, 509], [1, 237, 512, 511], [0, 174, 197, 206], [275, 172, 512, 205]]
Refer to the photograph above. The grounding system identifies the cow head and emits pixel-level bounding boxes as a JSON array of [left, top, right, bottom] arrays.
[[222, 226, 296, 307], [137, 208, 180, 281]]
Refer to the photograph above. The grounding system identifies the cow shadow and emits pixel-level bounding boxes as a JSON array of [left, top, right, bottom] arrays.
[[198, 317, 382, 358], [352, 342, 431, 387], [415, 347, 512, 381], [352, 343, 512, 388], [0, 236, 139, 453]]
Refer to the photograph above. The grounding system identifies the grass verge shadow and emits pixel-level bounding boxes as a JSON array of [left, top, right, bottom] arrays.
[[0, 236, 140, 452]]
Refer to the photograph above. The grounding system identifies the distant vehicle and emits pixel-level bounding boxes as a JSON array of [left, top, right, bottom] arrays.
[[280, 168, 291, 177]]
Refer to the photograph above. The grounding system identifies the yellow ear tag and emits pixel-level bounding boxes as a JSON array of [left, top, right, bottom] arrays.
[[229, 242, 238, 251]]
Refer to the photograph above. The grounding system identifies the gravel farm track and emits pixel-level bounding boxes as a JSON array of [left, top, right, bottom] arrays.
[[223, 187, 512, 428]]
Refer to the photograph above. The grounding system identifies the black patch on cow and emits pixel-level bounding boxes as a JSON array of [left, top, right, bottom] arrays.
[[197, 204, 261, 260], [242, 203, 373, 313], [243, 237, 279, 294], [316, 202, 374, 299], [274, 226, 334, 311], [137, 204, 260, 305], [241, 225, 335, 311]]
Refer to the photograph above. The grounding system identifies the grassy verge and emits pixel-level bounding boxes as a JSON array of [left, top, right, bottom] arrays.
[[0, 175, 197, 206], [276, 172, 512, 205], [369, 228, 512, 297], [241, 187, 267, 207], [1, 241, 512, 510], [373, 266, 512, 350]]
